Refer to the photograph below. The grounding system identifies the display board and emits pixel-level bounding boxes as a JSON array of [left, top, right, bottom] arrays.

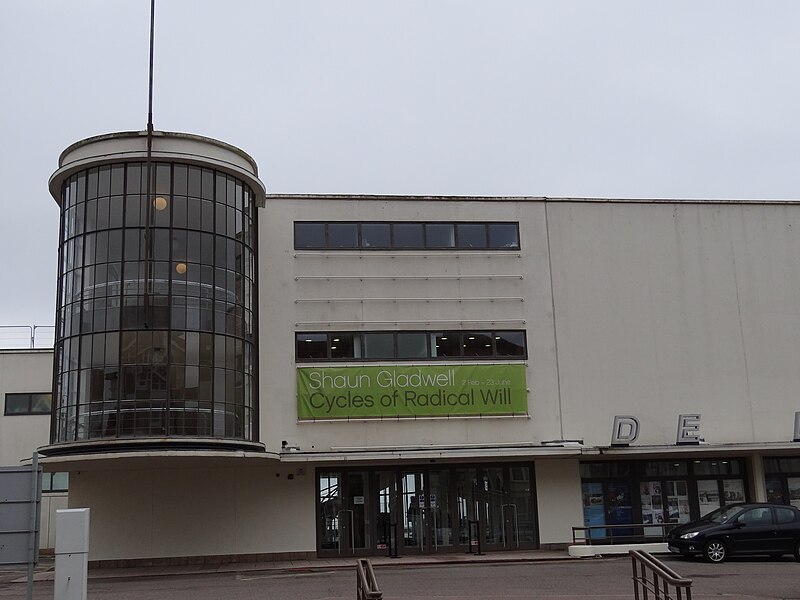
[[297, 364, 527, 419]]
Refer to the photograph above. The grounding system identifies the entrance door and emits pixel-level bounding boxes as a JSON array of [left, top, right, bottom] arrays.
[[400, 470, 456, 553], [318, 470, 370, 556]]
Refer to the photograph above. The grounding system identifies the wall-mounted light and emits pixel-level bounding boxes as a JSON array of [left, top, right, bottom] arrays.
[[175, 262, 187, 274], [153, 196, 168, 211]]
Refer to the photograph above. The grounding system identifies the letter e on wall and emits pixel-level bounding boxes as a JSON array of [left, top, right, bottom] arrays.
[[676, 414, 701, 445]]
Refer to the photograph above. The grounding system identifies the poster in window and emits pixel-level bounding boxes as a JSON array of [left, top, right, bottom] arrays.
[[581, 482, 605, 539], [666, 480, 690, 523], [639, 481, 663, 536], [788, 478, 800, 509], [723, 479, 745, 503], [697, 480, 720, 516]]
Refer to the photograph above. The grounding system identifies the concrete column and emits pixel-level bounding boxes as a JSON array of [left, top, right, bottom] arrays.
[[749, 454, 767, 502]]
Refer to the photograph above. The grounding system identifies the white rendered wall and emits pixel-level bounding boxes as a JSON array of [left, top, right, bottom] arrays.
[[259, 198, 800, 453], [68, 463, 315, 561], [534, 459, 583, 546], [259, 198, 562, 455], [547, 202, 800, 447], [0, 350, 53, 465]]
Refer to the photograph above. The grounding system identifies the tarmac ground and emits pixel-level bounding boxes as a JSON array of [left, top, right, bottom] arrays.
[[1, 550, 799, 599]]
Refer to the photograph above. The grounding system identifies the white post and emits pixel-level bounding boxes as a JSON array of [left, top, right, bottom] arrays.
[[54, 508, 90, 600]]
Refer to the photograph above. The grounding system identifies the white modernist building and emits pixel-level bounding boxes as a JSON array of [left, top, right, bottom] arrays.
[[3, 130, 797, 564]]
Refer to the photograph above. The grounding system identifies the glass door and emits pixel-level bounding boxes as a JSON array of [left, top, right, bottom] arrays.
[[401, 472, 427, 552], [318, 470, 370, 556], [455, 468, 479, 550]]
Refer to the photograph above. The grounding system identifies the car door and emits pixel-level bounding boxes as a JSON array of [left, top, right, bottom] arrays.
[[772, 506, 800, 553], [729, 507, 777, 554]]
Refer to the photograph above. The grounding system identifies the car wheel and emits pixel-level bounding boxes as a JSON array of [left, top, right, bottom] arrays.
[[794, 540, 800, 562], [704, 539, 727, 563]]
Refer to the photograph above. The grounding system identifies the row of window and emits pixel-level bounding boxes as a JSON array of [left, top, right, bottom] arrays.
[[60, 297, 254, 339], [62, 164, 254, 211], [54, 403, 253, 441], [61, 231, 252, 278], [4, 393, 52, 415], [295, 222, 520, 250], [63, 195, 253, 245], [61, 262, 253, 306], [296, 330, 526, 361], [58, 331, 252, 372]]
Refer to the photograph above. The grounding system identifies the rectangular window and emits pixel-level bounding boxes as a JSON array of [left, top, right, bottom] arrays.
[[295, 222, 520, 250], [361, 223, 391, 248], [296, 330, 527, 362], [4, 393, 52, 415], [456, 224, 487, 249], [363, 333, 395, 359], [392, 223, 424, 248], [42, 472, 69, 493], [294, 223, 326, 249]]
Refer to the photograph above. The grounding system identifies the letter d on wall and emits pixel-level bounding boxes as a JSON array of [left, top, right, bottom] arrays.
[[611, 415, 640, 446]]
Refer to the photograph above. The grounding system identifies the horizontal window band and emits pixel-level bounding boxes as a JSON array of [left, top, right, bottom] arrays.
[[294, 297, 524, 303]]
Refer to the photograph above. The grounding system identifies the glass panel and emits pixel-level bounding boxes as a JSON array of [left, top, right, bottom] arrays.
[[787, 478, 800, 509], [664, 480, 691, 524], [330, 333, 360, 359], [640, 481, 665, 533], [495, 331, 525, 357], [692, 459, 742, 476], [361, 223, 390, 249], [430, 332, 460, 358], [363, 333, 394, 359], [456, 468, 479, 547], [696, 480, 721, 516], [297, 333, 328, 359], [487, 223, 519, 249], [457, 224, 487, 248], [483, 468, 505, 545], [319, 473, 341, 551], [347, 471, 369, 550], [643, 461, 688, 477], [375, 471, 397, 552], [402, 473, 425, 550], [582, 482, 606, 539], [327, 223, 358, 249], [397, 333, 427, 359], [5, 394, 30, 414], [425, 223, 455, 248], [508, 466, 535, 543], [765, 477, 785, 504], [295, 223, 325, 248], [392, 223, 423, 248], [463, 332, 493, 357], [429, 470, 453, 548]]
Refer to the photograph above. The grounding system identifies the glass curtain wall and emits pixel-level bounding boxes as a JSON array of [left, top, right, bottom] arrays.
[[52, 162, 257, 444]]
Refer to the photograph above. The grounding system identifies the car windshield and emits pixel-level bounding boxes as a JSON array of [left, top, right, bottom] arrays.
[[703, 505, 746, 523]]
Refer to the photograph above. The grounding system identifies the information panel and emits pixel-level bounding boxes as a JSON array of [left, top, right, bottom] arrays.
[[297, 364, 527, 420]]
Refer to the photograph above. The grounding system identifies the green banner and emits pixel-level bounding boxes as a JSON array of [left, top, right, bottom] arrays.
[[297, 364, 527, 420]]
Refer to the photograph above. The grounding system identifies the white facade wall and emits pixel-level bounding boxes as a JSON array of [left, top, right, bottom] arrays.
[[0, 349, 64, 549], [26, 195, 800, 561], [68, 463, 314, 560]]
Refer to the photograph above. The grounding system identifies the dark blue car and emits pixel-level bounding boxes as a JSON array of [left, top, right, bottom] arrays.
[[666, 503, 800, 563]]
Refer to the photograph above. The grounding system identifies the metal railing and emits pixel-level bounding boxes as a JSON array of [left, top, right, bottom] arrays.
[[572, 523, 678, 545], [356, 558, 383, 600], [0, 325, 55, 349], [630, 550, 692, 600]]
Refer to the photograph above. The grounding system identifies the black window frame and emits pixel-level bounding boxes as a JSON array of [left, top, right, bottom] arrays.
[[295, 330, 528, 362], [4, 392, 53, 416], [293, 221, 520, 251]]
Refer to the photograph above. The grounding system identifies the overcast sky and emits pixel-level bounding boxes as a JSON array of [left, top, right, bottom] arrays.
[[1, 0, 799, 335]]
